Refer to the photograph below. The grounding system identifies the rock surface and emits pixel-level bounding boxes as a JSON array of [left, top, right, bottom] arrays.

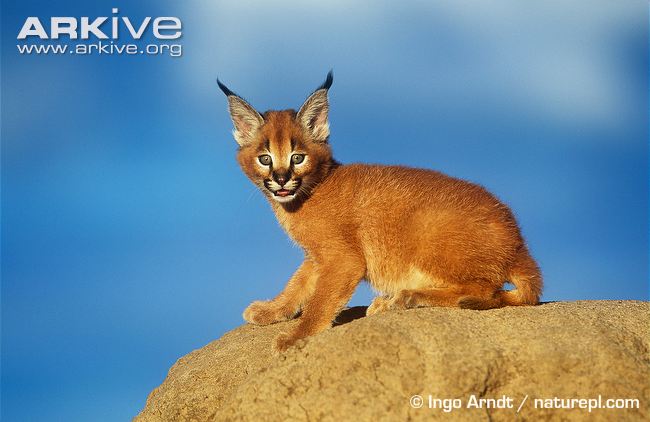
[[135, 301, 649, 421]]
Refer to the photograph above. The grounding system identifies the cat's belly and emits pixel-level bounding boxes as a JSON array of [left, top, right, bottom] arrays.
[[364, 263, 448, 296]]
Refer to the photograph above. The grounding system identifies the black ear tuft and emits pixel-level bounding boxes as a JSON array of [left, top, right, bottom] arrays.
[[217, 78, 238, 97], [316, 70, 333, 91]]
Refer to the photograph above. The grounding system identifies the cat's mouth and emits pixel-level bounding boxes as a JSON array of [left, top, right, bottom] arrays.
[[274, 189, 295, 197], [265, 179, 302, 202], [270, 188, 298, 203]]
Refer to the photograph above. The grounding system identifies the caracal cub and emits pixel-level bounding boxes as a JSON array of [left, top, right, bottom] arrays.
[[217, 72, 542, 351]]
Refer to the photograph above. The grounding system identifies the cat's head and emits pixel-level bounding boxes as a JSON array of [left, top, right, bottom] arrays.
[[218, 72, 335, 204]]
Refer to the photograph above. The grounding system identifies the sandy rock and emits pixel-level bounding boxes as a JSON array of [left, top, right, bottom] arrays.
[[135, 301, 649, 421]]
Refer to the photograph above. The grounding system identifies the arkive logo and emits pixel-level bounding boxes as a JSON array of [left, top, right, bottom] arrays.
[[16, 8, 183, 57]]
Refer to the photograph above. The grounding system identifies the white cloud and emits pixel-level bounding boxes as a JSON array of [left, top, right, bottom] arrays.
[[183, 0, 642, 133]]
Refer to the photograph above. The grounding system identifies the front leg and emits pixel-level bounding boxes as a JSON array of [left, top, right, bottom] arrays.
[[275, 256, 365, 351], [243, 259, 316, 325]]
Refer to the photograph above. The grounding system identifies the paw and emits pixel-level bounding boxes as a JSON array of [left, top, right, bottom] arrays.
[[390, 290, 420, 309], [366, 296, 391, 316], [275, 332, 301, 352], [457, 296, 497, 310], [457, 296, 482, 309], [243, 301, 286, 325]]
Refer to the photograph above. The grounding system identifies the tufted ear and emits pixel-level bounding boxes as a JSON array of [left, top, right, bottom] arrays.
[[217, 79, 264, 147], [297, 71, 333, 143]]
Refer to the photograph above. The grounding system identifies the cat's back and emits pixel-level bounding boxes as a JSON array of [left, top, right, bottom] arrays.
[[317, 163, 503, 211], [300, 162, 520, 261]]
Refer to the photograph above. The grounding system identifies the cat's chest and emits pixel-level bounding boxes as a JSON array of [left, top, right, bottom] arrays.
[[275, 212, 309, 243], [273, 207, 333, 250]]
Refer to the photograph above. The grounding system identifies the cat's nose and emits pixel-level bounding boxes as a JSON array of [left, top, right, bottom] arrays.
[[273, 172, 289, 186]]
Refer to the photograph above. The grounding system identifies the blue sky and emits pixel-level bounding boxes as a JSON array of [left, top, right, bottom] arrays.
[[2, 1, 648, 420]]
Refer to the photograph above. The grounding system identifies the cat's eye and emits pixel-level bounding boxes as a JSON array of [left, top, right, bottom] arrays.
[[291, 154, 305, 164], [258, 155, 272, 166]]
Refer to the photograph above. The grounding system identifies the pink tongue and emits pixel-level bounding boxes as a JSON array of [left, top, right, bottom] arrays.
[[277, 190, 290, 197]]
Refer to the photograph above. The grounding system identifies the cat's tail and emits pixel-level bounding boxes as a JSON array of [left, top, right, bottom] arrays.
[[458, 246, 542, 310], [498, 246, 543, 306]]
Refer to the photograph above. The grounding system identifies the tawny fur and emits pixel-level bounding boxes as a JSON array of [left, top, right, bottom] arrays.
[[218, 73, 542, 351]]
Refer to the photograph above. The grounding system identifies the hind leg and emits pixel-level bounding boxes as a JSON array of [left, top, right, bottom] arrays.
[[390, 283, 497, 310], [366, 295, 391, 316]]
